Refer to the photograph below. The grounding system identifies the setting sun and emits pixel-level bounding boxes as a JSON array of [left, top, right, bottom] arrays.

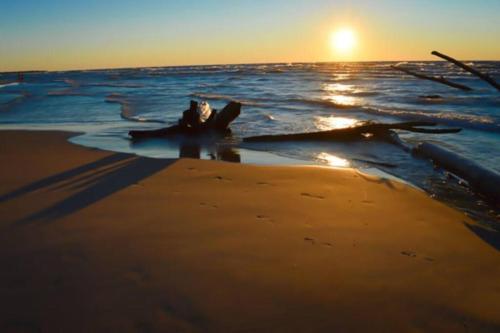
[[331, 28, 357, 54]]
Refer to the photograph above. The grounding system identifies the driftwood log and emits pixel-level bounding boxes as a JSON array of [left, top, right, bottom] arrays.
[[391, 65, 472, 91], [129, 101, 241, 139], [432, 51, 500, 92], [243, 121, 461, 143], [414, 142, 500, 205]]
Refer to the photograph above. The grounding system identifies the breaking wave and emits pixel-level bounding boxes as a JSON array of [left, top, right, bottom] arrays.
[[106, 93, 166, 124], [0, 82, 19, 89]]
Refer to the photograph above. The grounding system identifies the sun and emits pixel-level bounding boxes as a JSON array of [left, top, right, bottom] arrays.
[[331, 28, 356, 54]]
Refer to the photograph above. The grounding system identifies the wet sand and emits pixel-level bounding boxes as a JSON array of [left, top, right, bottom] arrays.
[[0, 130, 499, 332]]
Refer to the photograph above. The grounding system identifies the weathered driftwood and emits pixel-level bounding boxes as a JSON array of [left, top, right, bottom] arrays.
[[391, 65, 472, 91], [129, 101, 241, 139], [432, 51, 500, 92], [243, 121, 461, 143], [413, 142, 500, 205], [212, 101, 242, 130]]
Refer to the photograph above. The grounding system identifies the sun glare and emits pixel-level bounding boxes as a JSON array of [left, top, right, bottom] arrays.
[[331, 28, 356, 54]]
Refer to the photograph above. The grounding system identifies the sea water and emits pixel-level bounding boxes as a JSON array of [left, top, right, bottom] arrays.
[[1, 62, 499, 224]]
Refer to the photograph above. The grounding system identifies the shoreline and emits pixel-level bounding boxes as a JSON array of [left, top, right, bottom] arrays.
[[3, 126, 497, 224], [1, 130, 500, 331]]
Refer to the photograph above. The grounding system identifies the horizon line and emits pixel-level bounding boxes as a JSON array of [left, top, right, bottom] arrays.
[[2, 58, 500, 74]]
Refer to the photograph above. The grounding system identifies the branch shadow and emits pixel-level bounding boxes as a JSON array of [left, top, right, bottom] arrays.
[[465, 223, 500, 252], [0, 154, 132, 203], [9, 154, 176, 225]]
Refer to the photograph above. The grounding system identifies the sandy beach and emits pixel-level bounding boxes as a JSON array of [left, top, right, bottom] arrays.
[[1, 130, 499, 332]]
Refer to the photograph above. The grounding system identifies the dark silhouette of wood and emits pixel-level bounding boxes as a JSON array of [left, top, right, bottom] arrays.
[[243, 122, 461, 143], [414, 142, 500, 205], [213, 102, 242, 130], [391, 65, 472, 91], [129, 101, 241, 139], [431, 51, 500, 92]]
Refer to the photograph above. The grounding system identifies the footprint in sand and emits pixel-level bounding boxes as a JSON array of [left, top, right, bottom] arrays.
[[301, 192, 325, 200], [200, 202, 218, 209], [214, 175, 231, 181], [401, 251, 417, 258], [304, 238, 333, 247], [401, 251, 436, 262], [256, 215, 274, 223], [304, 237, 316, 244]]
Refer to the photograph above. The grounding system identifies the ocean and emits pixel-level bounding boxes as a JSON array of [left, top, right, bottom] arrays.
[[1, 62, 499, 224]]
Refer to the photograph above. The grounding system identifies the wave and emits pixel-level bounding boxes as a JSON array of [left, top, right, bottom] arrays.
[[0, 82, 19, 89], [89, 82, 144, 89], [189, 92, 264, 106], [105, 93, 166, 124], [135, 64, 290, 77], [350, 91, 381, 97], [192, 93, 367, 110], [47, 90, 87, 96], [360, 106, 499, 132], [48, 79, 144, 97], [47, 79, 84, 96], [288, 97, 358, 109], [195, 82, 231, 89], [0, 91, 30, 111]]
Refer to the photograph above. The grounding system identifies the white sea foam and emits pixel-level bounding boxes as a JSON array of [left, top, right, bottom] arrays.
[[0, 82, 19, 89]]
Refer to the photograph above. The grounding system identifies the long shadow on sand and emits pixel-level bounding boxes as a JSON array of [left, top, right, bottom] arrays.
[[6, 153, 175, 225], [0, 154, 132, 203]]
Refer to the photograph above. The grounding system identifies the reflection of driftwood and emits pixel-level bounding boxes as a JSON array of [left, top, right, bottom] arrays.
[[414, 142, 500, 204], [391, 65, 472, 91], [432, 51, 500, 92], [243, 121, 461, 143], [129, 102, 241, 139]]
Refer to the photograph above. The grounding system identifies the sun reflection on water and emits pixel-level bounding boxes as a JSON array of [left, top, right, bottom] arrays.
[[322, 82, 361, 107], [316, 152, 350, 168], [327, 95, 357, 106], [333, 73, 351, 81], [314, 116, 359, 130], [325, 83, 354, 92]]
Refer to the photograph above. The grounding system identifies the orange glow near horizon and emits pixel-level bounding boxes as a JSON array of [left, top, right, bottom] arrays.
[[1, 1, 499, 72]]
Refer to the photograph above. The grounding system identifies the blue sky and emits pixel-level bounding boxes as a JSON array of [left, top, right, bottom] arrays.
[[1, 0, 499, 70]]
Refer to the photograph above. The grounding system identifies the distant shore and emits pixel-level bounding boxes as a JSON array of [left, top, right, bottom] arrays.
[[1, 130, 499, 332]]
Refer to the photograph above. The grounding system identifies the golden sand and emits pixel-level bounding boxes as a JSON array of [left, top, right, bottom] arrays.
[[0, 131, 499, 332]]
